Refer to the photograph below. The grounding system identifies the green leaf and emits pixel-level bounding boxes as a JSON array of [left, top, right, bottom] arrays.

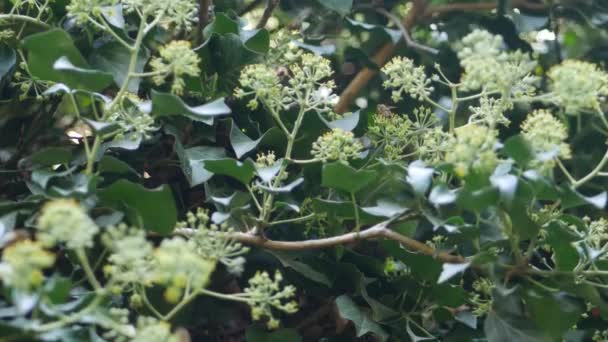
[[240, 29, 270, 54], [319, 0, 353, 16], [317, 110, 360, 131], [484, 311, 546, 342], [245, 325, 301, 342], [345, 17, 401, 43], [151, 90, 231, 124], [98, 156, 138, 176], [29, 147, 73, 166], [98, 180, 177, 235], [321, 162, 376, 193], [361, 199, 407, 218], [407, 161, 434, 195], [89, 41, 149, 93], [0, 45, 16, 81], [504, 135, 534, 167], [181, 146, 226, 186], [272, 252, 332, 286], [23, 30, 113, 91], [429, 184, 458, 207], [229, 121, 282, 159], [546, 222, 579, 271], [99, 5, 125, 28], [525, 290, 583, 340], [335, 295, 388, 341], [203, 158, 256, 184], [437, 262, 470, 284]]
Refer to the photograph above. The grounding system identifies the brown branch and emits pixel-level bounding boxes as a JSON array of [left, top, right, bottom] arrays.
[[196, 0, 212, 44], [175, 220, 465, 264], [256, 0, 279, 29], [239, 0, 263, 16], [422, 0, 546, 18], [334, 0, 547, 113], [334, 0, 429, 113]]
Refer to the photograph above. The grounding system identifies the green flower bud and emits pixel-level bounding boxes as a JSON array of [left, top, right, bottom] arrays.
[[382, 56, 433, 102], [548, 60, 608, 114], [37, 199, 99, 250], [0, 240, 55, 292], [311, 128, 363, 163], [244, 271, 298, 329], [445, 125, 499, 177], [521, 109, 571, 171], [150, 41, 201, 95]]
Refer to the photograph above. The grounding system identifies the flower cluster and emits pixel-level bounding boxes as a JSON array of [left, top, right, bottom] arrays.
[[244, 271, 298, 329], [66, 0, 115, 25], [37, 199, 99, 250], [470, 277, 494, 317], [267, 29, 304, 66], [548, 60, 608, 114], [102, 224, 154, 289], [368, 109, 413, 161], [415, 127, 451, 165], [68, 0, 198, 31], [457, 30, 537, 97], [521, 109, 571, 170], [468, 96, 511, 127], [130, 317, 180, 342], [107, 105, 158, 140], [445, 125, 499, 177], [0, 240, 55, 292], [149, 40, 201, 95], [177, 209, 249, 276], [311, 128, 363, 163], [584, 217, 608, 251], [255, 151, 278, 168], [150, 237, 216, 303], [235, 64, 284, 112], [382, 56, 433, 102]]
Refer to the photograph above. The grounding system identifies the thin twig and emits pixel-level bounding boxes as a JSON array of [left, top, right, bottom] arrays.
[[175, 218, 465, 264], [256, 0, 279, 29]]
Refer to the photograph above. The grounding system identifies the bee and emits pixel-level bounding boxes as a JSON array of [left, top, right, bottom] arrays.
[[376, 104, 395, 118]]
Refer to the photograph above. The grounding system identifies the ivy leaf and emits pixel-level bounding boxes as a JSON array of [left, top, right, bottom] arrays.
[[437, 262, 471, 284], [525, 290, 584, 340], [180, 146, 226, 186], [98, 180, 177, 235], [407, 161, 434, 195], [23, 30, 113, 91], [504, 134, 534, 167], [256, 178, 304, 193], [203, 158, 256, 184], [245, 325, 301, 342], [361, 200, 407, 218], [99, 5, 125, 28], [345, 17, 401, 43], [318, 111, 360, 131], [429, 184, 458, 207], [0, 45, 16, 81], [319, 0, 353, 16], [89, 41, 149, 93], [484, 311, 546, 342], [229, 121, 282, 159], [321, 162, 376, 193], [151, 90, 231, 124], [335, 295, 388, 341]]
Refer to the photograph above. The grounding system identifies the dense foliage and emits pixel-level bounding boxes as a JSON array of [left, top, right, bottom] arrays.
[[2, 0, 608, 340]]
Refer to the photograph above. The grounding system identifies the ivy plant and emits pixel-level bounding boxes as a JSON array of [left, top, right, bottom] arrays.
[[1, 0, 608, 340]]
